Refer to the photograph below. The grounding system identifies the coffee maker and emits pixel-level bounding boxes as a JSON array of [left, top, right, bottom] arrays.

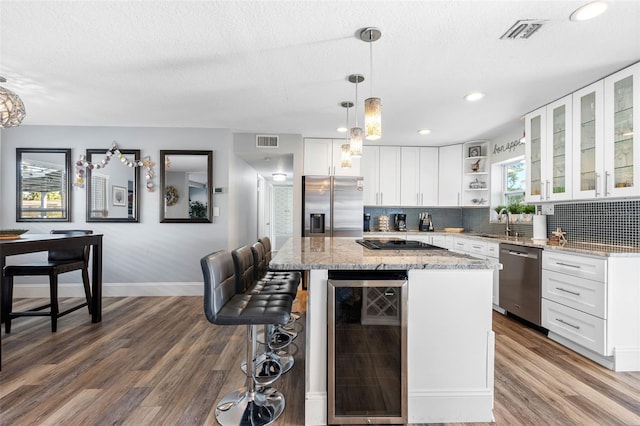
[[363, 213, 371, 232], [394, 213, 407, 231]]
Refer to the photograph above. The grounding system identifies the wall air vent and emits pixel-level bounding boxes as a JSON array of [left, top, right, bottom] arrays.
[[500, 20, 546, 40], [256, 135, 279, 148]]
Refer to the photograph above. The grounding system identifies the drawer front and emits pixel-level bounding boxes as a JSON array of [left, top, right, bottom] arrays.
[[542, 270, 606, 319], [542, 299, 606, 355], [466, 240, 487, 256], [412, 235, 432, 244], [452, 237, 469, 253], [542, 251, 606, 282], [431, 235, 449, 249], [486, 242, 499, 258]]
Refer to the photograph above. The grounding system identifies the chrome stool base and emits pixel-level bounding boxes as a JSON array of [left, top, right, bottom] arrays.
[[215, 386, 285, 426], [242, 350, 294, 377]]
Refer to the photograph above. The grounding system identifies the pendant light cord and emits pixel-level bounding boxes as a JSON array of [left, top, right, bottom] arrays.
[[370, 41, 374, 95]]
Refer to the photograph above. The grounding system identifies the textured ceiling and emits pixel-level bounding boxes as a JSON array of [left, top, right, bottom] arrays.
[[1, 0, 639, 150]]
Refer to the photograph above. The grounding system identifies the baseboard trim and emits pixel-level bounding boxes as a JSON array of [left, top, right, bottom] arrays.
[[547, 331, 615, 370], [12, 282, 204, 298], [408, 389, 494, 423]]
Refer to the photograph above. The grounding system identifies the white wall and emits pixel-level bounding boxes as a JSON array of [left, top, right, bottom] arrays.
[[1, 125, 236, 294], [228, 155, 258, 249], [232, 132, 303, 237]]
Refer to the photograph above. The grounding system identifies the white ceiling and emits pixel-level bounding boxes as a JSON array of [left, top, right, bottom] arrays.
[[1, 0, 639, 154]]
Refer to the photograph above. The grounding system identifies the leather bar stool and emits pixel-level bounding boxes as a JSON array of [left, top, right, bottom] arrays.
[[259, 236, 306, 291], [232, 246, 298, 375], [2, 229, 93, 333], [202, 250, 293, 426]]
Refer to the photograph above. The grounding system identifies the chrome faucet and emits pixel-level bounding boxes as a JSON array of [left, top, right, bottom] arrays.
[[498, 208, 512, 237]]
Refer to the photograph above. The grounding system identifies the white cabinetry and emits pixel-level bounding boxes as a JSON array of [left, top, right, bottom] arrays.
[[303, 138, 360, 176], [525, 95, 573, 202], [573, 64, 640, 199], [400, 147, 439, 206], [603, 63, 640, 197], [541, 250, 640, 371], [361, 146, 401, 206], [438, 144, 462, 206]]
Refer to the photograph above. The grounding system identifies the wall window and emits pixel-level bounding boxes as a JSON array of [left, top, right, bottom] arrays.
[[503, 158, 525, 205]]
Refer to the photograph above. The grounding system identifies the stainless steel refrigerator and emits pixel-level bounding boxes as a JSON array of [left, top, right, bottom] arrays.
[[302, 176, 364, 237]]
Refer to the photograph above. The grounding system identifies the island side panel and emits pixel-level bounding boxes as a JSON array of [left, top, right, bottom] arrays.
[[407, 268, 495, 423], [306, 269, 328, 426]]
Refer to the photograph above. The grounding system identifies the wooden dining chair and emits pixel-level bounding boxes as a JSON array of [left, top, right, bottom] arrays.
[[1, 230, 93, 333]]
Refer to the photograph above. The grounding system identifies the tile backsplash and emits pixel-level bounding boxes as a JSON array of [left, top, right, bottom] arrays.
[[546, 200, 640, 247], [365, 199, 640, 248]]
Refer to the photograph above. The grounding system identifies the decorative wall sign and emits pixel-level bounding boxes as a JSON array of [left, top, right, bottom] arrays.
[[74, 142, 155, 191]]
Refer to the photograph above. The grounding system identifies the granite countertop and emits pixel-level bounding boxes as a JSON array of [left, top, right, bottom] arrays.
[[364, 231, 640, 257], [269, 237, 497, 270]]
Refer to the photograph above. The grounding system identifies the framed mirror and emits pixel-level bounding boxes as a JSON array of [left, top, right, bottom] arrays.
[[16, 148, 71, 222], [85, 149, 141, 222], [160, 150, 212, 223]]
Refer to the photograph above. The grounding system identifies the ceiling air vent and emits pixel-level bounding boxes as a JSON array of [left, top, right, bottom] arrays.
[[256, 135, 279, 148], [500, 20, 546, 40]]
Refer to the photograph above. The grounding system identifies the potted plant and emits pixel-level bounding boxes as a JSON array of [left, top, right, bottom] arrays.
[[522, 204, 536, 222], [507, 203, 523, 222]]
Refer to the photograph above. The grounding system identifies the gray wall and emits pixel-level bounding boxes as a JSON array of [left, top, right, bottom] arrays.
[[1, 125, 244, 292]]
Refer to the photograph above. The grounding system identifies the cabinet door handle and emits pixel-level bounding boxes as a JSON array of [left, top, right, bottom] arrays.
[[472, 245, 483, 249], [381, 193, 384, 205], [376, 192, 379, 205], [595, 173, 601, 197], [605, 172, 611, 196], [417, 193, 420, 205], [556, 287, 581, 296], [556, 318, 580, 330], [421, 193, 424, 205], [546, 180, 551, 200], [457, 192, 460, 205], [557, 262, 580, 269]]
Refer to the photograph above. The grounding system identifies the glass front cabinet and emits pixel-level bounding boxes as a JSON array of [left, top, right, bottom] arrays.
[[573, 64, 639, 199], [525, 95, 572, 203], [603, 63, 639, 198]]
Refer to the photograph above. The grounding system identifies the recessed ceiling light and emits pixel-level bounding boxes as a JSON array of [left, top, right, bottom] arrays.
[[418, 129, 432, 135], [570, 1, 608, 21], [337, 126, 348, 133], [465, 92, 485, 102]]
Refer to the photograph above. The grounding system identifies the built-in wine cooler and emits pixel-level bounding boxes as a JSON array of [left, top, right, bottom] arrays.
[[327, 270, 408, 425]]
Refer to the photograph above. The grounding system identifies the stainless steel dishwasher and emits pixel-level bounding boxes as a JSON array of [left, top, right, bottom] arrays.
[[499, 243, 543, 326]]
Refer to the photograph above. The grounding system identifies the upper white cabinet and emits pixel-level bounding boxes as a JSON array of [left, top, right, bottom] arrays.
[[438, 144, 463, 206], [604, 63, 640, 197], [572, 81, 605, 199], [525, 95, 573, 203], [400, 147, 439, 206], [303, 138, 361, 176], [362, 146, 401, 206], [462, 141, 490, 206], [573, 64, 640, 199]]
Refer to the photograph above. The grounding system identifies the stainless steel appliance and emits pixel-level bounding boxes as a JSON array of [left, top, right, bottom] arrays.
[[356, 239, 441, 250], [499, 243, 543, 326], [327, 270, 408, 425], [393, 213, 407, 231], [302, 176, 364, 237], [363, 213, 371, 232], [419, 212, 434, 232]]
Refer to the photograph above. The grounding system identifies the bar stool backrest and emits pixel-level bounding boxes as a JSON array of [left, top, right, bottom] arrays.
[[251, 242, 268, 279], [201, 250, 237, 324], [258, 236, 272, 263], [231, 246, 255, 294], [48, 230, 93, 262]]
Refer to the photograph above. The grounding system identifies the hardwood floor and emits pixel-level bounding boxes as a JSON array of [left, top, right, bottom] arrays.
[[1, 296, 639, 425]]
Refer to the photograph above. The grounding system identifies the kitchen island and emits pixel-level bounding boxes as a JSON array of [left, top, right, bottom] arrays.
[[270, 237, 499, 425]]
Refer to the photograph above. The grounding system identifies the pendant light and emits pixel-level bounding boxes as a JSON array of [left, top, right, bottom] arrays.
[[0, 76, 26, 128], [341, 101, 354, 168], [360, 27, 382, 141], [348, 74, 364, 157]]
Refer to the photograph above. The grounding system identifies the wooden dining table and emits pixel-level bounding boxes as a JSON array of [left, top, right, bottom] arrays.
[[0, 233, 103, 370]]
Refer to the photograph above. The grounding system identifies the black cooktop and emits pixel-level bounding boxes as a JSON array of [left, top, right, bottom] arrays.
[[356, 239, 442, 250]]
